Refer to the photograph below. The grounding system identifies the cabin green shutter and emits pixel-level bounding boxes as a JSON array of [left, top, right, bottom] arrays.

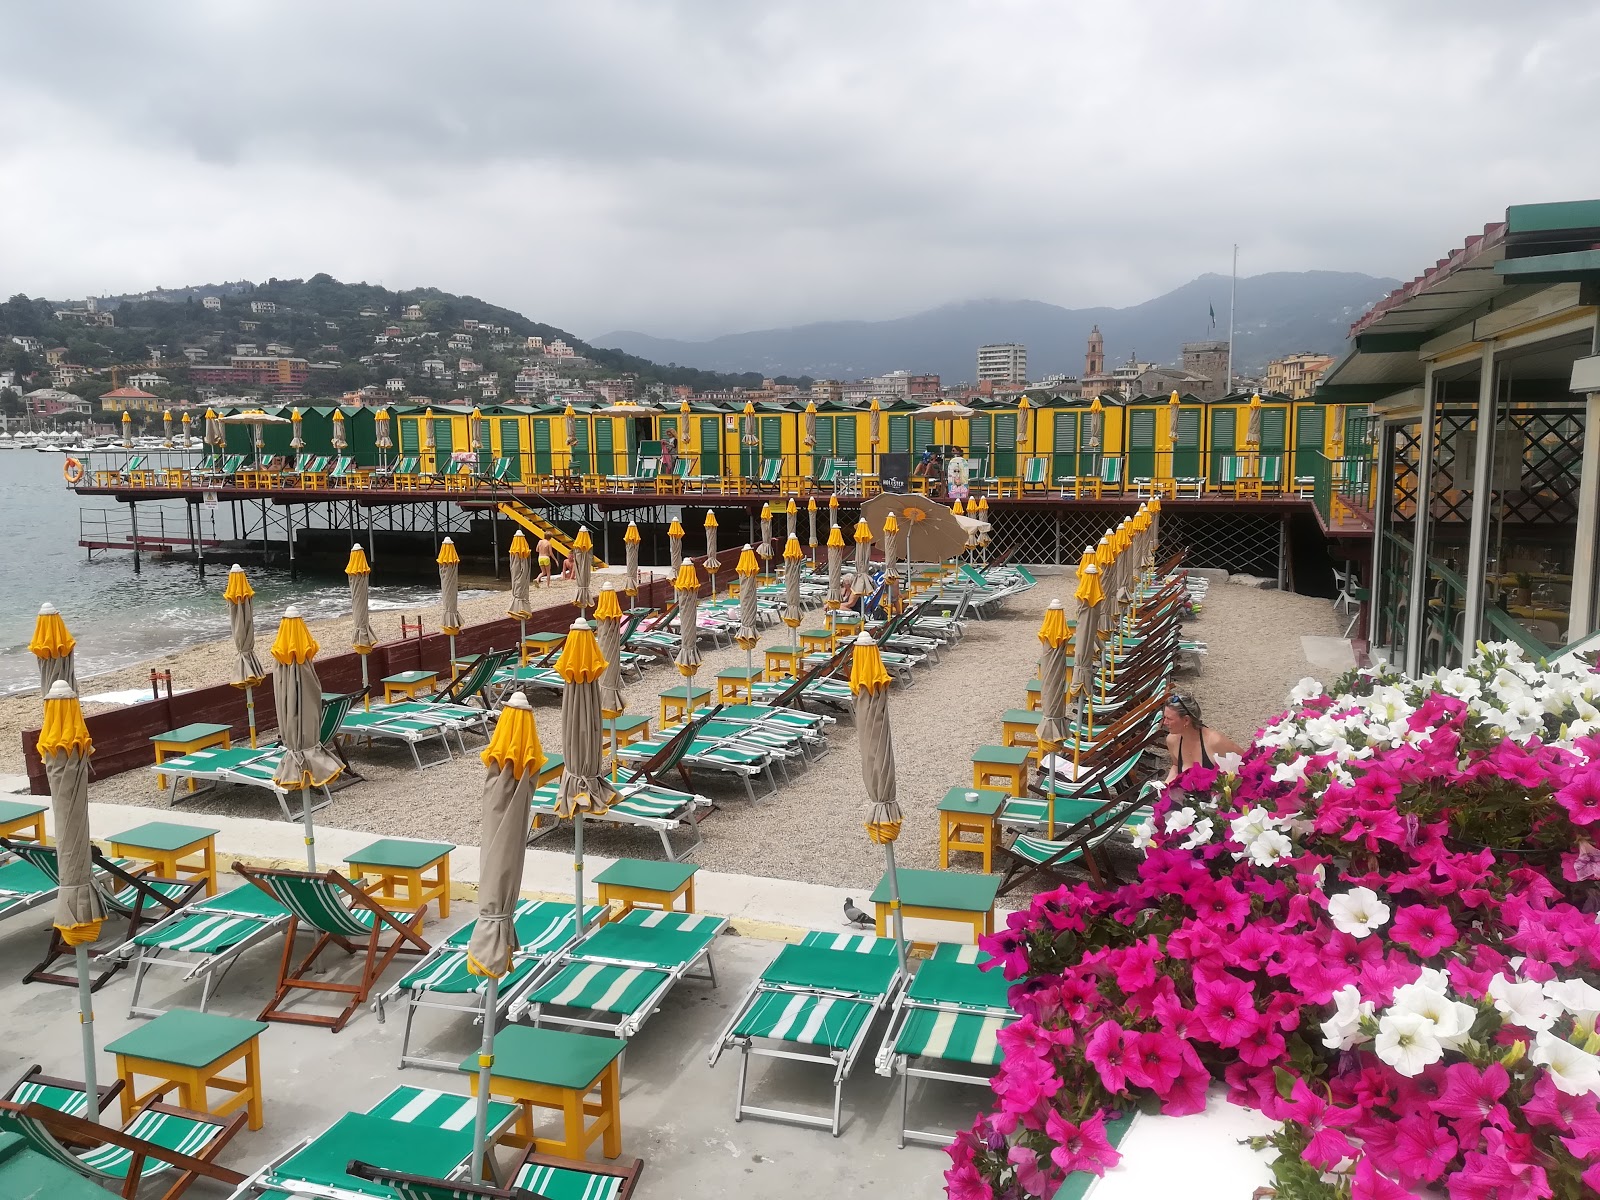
[[498, 418, 521, 481], [1295, 406, 1326, 488], [811, 415, 834, 478], [993, 413, 1017, 478], [400, 418, 419, 455], [1209, 408, 1236, 484], [911, 415, 934, 457], [835, 415, 857, 468], [1078, 411, 1100, 476], [969, 415, 990, 477], [760, 417, 782, 480], [433, 418, 453, 459], [593, 417, 614, 477], [1261, 407, 1287, 452], [698, 416, 720, 475], [1128, 409, 1156, 479], [1052, 411, 1078, 484], [1173, 408, 1202, 478], [532, 417, 551, 475], [1344, 406, 1372, 456], [570, 418, 590, 475]]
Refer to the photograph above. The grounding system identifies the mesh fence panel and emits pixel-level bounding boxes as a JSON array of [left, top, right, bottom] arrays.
[[986, 505, 1282, 578]]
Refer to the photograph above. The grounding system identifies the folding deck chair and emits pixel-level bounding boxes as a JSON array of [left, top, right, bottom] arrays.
[[507, 907, 728, 1039], [3, 1064, 123, 1121], [998, 780, 1154, 895], [227, 1085, 518, 1200], [0, 1096, 246, 1200], [755, 457, 783, 490], [151, 744, 338, 822], [0, 839, 204, 991], [874, 943, 1016, 1146], [1019, 456, 1049, 493], [606, 454, 658, 492], [0, 855, 56, 928], [614, 716, 783, 803], [347, 1146, 646, 1200], [340, 709, 460, 769], [113, 881, 294, 1017], [375, 899, 607, 1070], [235, 863, 432, 1032], [708, 931, 907, 1136]]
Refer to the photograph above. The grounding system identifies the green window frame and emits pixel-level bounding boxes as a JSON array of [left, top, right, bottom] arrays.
[[570, 418, 590, 476], [1209, 408, 1236, 484], [532, 417, 551, 475], [1128, 409, 1157, 479], [433, 418, 454, 459], [811, 414, 834, 478], [593, 417, 614, 477], [992, 412, 1017, 478], [1052, 411, 1079, 484], [698, 416, 721, 476], [835, 414, 857, 467], [1295, 406, 1326, 485], [1173, 408, 1202, 478], [498, 418, 521, 481], [400, 418, 419, 455], [1261, 407, 1288, 453], [888, 413, 910, 454]]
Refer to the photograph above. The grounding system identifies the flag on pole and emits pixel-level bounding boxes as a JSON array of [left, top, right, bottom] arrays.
[[1208, 302, 1216, 331]]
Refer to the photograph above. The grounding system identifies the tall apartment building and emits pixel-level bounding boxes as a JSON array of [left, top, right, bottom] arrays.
[[1181, 340, 1230, 399], [977, 343, 1027, 385], [1264, 352, 1335, 399]]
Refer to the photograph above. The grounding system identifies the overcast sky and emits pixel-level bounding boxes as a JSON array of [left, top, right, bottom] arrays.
[[4, 1, 1598, 340]]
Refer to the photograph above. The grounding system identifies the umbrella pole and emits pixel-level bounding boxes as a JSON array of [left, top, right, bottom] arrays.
[[360, 654, 370, 712], [1047, 742, 1058, 841], [301, 787, 317, 871], [245, 683, 258, 748], [882, 842, 909, 975], [519, 618, 527, 665], [573, 813, 587, 937], [449, 633, 458, 679], [74, 946, 101, 1126], [469, 972, 500, 1180]]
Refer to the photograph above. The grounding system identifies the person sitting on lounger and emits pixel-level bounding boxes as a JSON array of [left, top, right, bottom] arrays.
[[1162, 691, 1243, 783]]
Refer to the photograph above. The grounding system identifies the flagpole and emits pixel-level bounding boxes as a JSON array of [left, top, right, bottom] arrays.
[[1226, 243, 1237, 393]]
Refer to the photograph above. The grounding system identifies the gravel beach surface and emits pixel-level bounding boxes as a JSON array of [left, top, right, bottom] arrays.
[[35, 564, 1348, 891]]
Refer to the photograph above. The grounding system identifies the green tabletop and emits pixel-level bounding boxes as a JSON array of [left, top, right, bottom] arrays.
[[150, 722, 231, 745], [609, 713, 652, 732], [1025, 679, 1068, 696], [382, 670, 437, 685], [1002, 708, 1041, 726], [870, 867, 1001, 914], [108, 821, 219, 853], [105, 1009, 267, 1068], [462, 1025, 624, 1090], [522, 631, 567, 646], [594, 857, 697, 892], [275, 1112, 471, 1193], [0, 798, 46, 822], [716, 665, 766, 680], [348, 838, 455, 870], [972, 744, 1031, 767], [798, 628, 834, 639], [660, 686, 712, 702], [0, 1132, 115, 1199], [938, 786, 1007, 817]]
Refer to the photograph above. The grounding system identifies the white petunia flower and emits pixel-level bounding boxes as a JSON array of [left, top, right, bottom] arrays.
[[1320, 984, 1374, 1051], [1271, 758, 1309, 784], [1327, 887, 1391, 940], [1248, 829, 1294, 867], [1163, 807, 1197, 834], [1130, 820, 1155, 851], [1181, 818, 1215, 850], [1389, 981, 1476, 1049], [1374, 1011, 1445, 1077], [1488, 974, 1558, 1033], [1229, 807, 1272, 845], [1288, 678, 1324, 704], [1544, 978, 1600, 1025], [1531, 1031, 1600, 1097], [1212, 751, 1243, 776]]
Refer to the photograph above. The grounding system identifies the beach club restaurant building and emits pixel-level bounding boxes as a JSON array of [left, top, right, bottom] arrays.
[[1317, 199, 1600, 673]]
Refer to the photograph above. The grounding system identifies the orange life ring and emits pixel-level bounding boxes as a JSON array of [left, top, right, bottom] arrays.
[[63, 457, 85, 484]]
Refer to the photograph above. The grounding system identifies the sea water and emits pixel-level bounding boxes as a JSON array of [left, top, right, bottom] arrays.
[[0, 451, 484, 695]]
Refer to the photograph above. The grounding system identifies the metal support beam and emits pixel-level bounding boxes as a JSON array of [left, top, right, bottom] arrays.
[[1570, 390, 1600, 643], [1367, 421, 1395, 648], [1404, 365, 1438, 676], [1461, 343, 1498, 655], [129, 501, 141, 574]]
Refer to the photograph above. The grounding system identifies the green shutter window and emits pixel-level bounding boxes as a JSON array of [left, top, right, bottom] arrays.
[[760, 415, 782, 460], [1261, 408, 1287, 452], [532, 417, 551, 475], [1209, 408, 1236, 484], [400, 418, 419, 454], [911, 416, 934, 456], [811, 414, 834, 478], [571, 419, 590, 476], [433, 419, 453, 459], [1344, 407, 1370, 455], [698, 416, 720, 475], [1294, 407, 1326, 486], [594, 417, 614, 477], [993, 413, 1018, 478], [1128, 409, 1157, 479], [836, 415, 857, 466], [1173, 409, 1202, 477], [498, 418, 521, 481], [888, 414, 911, 454], [1078, 409, 1102, 476], [1052, 411, 1078, 484]]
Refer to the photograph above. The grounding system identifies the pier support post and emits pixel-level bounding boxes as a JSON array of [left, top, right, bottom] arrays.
[[129, 501, 141, 574], [287, 504, 297, 581], [188, 501, 205, 579]]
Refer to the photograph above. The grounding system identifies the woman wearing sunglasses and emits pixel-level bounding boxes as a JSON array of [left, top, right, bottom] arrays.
[[1163, 691, 1243, 783]]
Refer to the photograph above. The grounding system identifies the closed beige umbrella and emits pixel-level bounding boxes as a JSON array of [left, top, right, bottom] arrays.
[[829, 493, 839, 528], [205, 407, 223, 450], [332, 409, 347, 452], [668, 519, 684, 573], [270, 607, 343, 870], [554, 620, 617, 939], [1246, 392, 1263, 447], [803, 400, 817, 453], [466, 689, 543, 1177], [181, 410, 193, 447], [290, 407, 304, 451], [438, 537, 462, 668], [38, 678, 105, 1123], [674, 559, 703, 714], [758, 502, 774, 572], [808, 497, 819, 561], [423, 407, 436, 471], [470, 406, 483, 454], [869, 398, 882, 457], [596, 585, 627, 727], [163, 409, 174, 448], [733, 544, 760, 681], [624, 521, 641, 599], [785, 497, 799, 547], [121, 410, 133, 450], [30, 602, 77, 696], [346, 544, 375, 704], [572, 525, 595, 611], [881, 512, 901, 615], [375, 406, 393, 468], [1168, 390, 1182, 440], [852, 518, 874, 601], [782, 534, 804, 651], [825, 524, 845, 614], [225, 565, 265, 747], [703, 511, 721, 596], [1088, 397, 1103, 450], [1018, 394, 1032, 455], [852, 635, 906, 972], [508, 530, 534, 662], [1068, 558, 1106, 771], [1035, 599, 1070, 838], [563, 405, 578, 476]]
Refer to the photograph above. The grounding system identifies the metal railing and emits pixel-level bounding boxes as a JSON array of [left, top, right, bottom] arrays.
[[1308, 451, 1374, 530]]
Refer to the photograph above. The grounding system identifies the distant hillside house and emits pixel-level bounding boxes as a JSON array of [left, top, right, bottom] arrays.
[[448, 333, 473, 349], [10, 336, 41, 353], [421, 358, 446, 378], [183, 347, 208, 362], [25, 388, 90, 417], [462, 319, 478, 331], [386, 378, 406, 392], [239, 320, 259, 332], [1264, 351, 1335, 400], [402, 304, 424, 320], [127, 372, 168, 391], [977, 343, 1028, 386], [249, 300, 276, 314], [544, 339, 576, 359], [99, 385, 163, 413], [44, 347, 68, 366], [525, 335, 544, 352], [458, 358, 481, 375], [202, 296, 222, 311], [236, 343, 259, 356], [52, 365, 87, 387], [359, 308, 382, 318], [477, 373, 499, 393]]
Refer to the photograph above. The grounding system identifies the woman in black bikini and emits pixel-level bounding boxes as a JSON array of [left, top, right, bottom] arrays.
[[1163, 692, 1244, 782]]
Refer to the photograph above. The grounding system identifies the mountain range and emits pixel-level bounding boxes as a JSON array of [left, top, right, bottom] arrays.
[[593, 270, 1399, 384]]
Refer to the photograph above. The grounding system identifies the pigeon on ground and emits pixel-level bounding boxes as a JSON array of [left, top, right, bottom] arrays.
[[843, 898, 872, 928]]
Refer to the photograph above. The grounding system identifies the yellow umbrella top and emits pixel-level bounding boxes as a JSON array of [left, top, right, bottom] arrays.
[[805, 399, 817, 414], [1150, 495, 1162, 514], [786, 497, 797, 517], [760, 502, 772, 520], [807, 497, 817, 512], [595, 585, 623, 622], [1133, 509, 1150, 533], [164, 408, 174, 422], [869, 398, 880, 412], [1075, 563, 1105, 607], [574, 526, 594, 551], [436, 537, 460, 566], [848, 635, 892, 695], [508, 530, 532, 558], [1249, 392, 1262, 408], [1090, 397, 1102, 414], [471, 405, 482, 419], [624, 521, 641, 545], [704, 511, 718, 528], [205, 407, 217, 420], [783, 534, 803, 560], [668, 519, 684, 538], [121, 411, 132, 424], [555, 618, 606, 684], [481, 691, 544, 778], [425, 406, 434, 421], [883, 512, 899, 534], [271, 606, 319, 665], [829, 494, 839, 509], [564, 403, 577, 416], [978, 495, 989, 513], [29, 603, 75, 661], [674, 559, 701, 590], [1077, 546, 1097, 575], [332, 410, 344, 425], [1095, 536, 1115, 573], [1169, 390, 1180, 407], [1038, 599, 1069, 648], [223, 564, 255, 604], [743, 400, 755, 416], [736, 544, 759, 576], [952, 499, 964, 515], [827, 525, 845, 548], [182, 411, 192, 425], [680, 397, 691, 415], [854, 519, 872, 542], [291, 407, 302, 421], [37, 681, 91, 758], [345, 544, 371, 575]]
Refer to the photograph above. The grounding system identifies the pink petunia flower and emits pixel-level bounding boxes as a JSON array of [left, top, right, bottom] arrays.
[[1431, 1062, 1510, 1143], [1387, 1113, 1458, 1186], [1557, 766, 1600, 826], [942, 1159, 994, 1200], [1083, 1021, 1132, 1094], [1351, 1156, 1412, 1200], [1123, 1031, 1184, 1094], [1046, 1109, 1123, 1176], [1389, 903, 1459, 957], [1281, 1080, 1357, 1169], [1191, 974, 1263, 1048], [1007, 1145, 1056, 1196]]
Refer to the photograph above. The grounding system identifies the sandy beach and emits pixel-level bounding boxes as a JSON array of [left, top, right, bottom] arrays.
[[16, 564, 1348, 891]]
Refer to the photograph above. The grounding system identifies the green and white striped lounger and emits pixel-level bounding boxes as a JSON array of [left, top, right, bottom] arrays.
[[0, 857, 56, 925], [343, 1149, 645, 1200], [528, 775, 712, 861], [341, 710, 458, 770], [708, 931, 907, 1137], [718, 703, 835, 735], [616, 727, 779, 802], [508, 907, 728, 1039], [378, 700, 493, 741], [748, 675, 855, 711], [375, 899, 607, 1070], [117, 881, 292, 1018], [875, 945, 1016, 1146], [228, 1085, 518, 1199], [152, 745, 336, 822]]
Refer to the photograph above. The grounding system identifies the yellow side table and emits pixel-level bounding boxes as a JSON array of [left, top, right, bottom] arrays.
[[345, 838, 454, 922], [938, 787, 1006, 873], [0, 799, 47, 845], [659, 687, 712, 726], [972, 745, 1030, 796], [105, 1010, 267, 1132], [461, 1027, 623, 1161], [594, 858, 697, 915], [108, 821, 220, 896], [381, 670, 439, 703], [763, 646, 801, 681], [150, 722, 232, 792]]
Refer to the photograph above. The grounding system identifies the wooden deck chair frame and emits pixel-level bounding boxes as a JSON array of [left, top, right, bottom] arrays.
[[3, 1064, 125, 1119], [1019, 456, 1049, 492], [997, 785, 1150, 895], [0, 1098, 246, 1200], [348, 1146, 646, 1200], [234, 863, 431, 1032], [756, 456, 783, 490]]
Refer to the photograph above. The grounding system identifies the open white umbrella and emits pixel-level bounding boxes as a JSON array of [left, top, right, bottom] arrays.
[[224, 565, 265, 746], [438, 538, 462, 667], [553, 620, 617, 941], [466, 690, 542, 1178], [347, 545, 375, 706], [270, 607, 343, 870], [853, 636, 906, 974]]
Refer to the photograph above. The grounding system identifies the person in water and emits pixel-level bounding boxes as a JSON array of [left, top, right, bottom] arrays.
[[1163, 691, 1244, 783]]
